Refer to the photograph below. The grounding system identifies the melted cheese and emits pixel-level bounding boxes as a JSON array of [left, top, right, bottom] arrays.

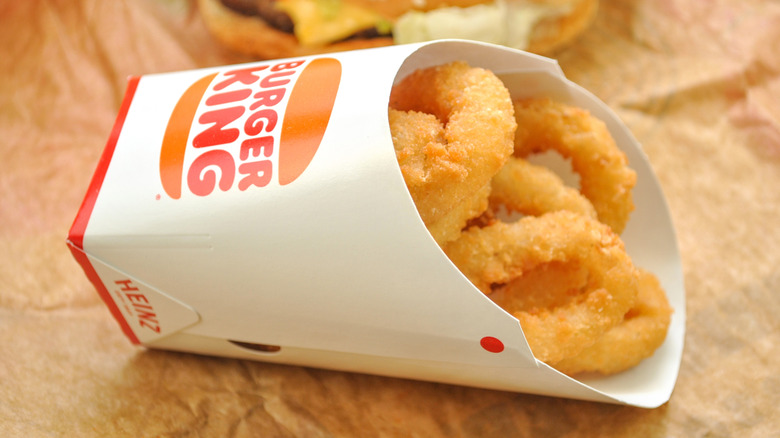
[[275, 0, 389, 46], [275, 0, 566, 49]]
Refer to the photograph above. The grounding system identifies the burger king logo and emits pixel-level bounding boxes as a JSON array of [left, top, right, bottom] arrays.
[[159, 57, 342, 199]]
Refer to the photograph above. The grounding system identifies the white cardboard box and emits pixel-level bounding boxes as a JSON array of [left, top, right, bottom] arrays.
[[67, 40, 685, 408]]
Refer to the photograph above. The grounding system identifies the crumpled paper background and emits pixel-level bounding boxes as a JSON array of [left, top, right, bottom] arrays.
[[1, 0, 779, 436]]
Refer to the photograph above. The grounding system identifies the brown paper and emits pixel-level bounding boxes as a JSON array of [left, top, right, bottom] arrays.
[[2, 0, 779, 435]]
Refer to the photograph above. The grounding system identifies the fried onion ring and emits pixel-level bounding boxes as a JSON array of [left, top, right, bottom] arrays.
[[426, 183, 491, 245], [513, 98, 637, 234], [389, 109, 490, 244], [489, 261, 590, 318], [389, 65, 662, 373], [443, 211, 639, 363], [389, 61, 515, 245], [551, 268, 673, 375], [490, 156, 598, 220]]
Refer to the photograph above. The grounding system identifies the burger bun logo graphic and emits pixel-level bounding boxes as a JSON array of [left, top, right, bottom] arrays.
[[159, 57, 342, 199]]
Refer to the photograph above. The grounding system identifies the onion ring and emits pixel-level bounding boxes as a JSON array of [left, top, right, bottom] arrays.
[[443, 211, 639, 364], [389, 65, 660, 373], [551, 268, 673, 375], [489, 156, 598, 220], [389, 61, 516, 245], [513, 98, 637, 234], [489, 261, 590, 317], [425, 183, 491, 245]]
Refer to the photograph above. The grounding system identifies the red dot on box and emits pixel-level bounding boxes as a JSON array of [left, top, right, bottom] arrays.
[[480, 336, 504, 353]]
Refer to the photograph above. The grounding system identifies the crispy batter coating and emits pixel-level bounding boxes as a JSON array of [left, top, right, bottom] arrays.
[[390, 69, 667, 374], [444, 211, 639, 364], [389, 61, 515, 245], [513, 98, 636, 234], [489, 156, 598, 220], [551, 268, 673, 375], [489, 260, 590, 318]]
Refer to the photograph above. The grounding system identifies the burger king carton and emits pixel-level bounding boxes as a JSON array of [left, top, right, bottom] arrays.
[[67, 40, 685, 408]]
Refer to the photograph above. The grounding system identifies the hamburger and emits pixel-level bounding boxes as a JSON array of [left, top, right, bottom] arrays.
[[198, 0, 599, 59]]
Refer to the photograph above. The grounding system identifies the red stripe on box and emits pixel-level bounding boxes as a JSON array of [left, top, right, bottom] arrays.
[[66, 76, 142, 345], [68, 76, 141, 249], [67, 243, 141, 345]]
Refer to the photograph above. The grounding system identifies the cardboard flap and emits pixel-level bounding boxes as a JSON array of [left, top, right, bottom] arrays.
[[68, 243, 201, 344]]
